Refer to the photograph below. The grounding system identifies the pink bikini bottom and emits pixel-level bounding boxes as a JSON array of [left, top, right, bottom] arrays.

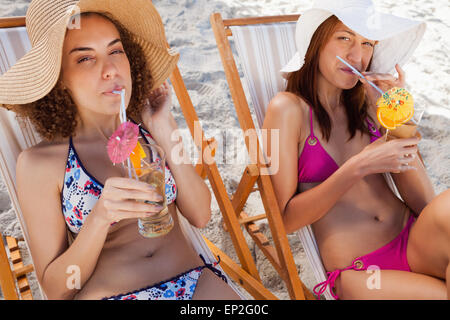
[[313, 213, 416, 299]]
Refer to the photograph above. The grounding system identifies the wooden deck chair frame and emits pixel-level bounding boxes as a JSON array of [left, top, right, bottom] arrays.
[[210, 13, 316, 300], [0, 16, 276, 300]]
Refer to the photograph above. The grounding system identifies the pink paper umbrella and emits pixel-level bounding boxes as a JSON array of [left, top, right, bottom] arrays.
[[107, 121, 139, 164]]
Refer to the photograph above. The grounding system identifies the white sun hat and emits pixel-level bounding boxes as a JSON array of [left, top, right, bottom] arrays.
[[280, 0, 426, 78]]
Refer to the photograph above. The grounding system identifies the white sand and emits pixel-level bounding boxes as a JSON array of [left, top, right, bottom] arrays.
[[0, 0, 449, 300]]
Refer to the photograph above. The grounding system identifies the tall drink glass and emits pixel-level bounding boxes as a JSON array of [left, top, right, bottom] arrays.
[[126, 142, 174, 238], [389, 107, 425, 139]]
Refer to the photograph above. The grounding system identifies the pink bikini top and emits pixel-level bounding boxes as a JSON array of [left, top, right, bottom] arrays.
[[298, 107, 381, 184]]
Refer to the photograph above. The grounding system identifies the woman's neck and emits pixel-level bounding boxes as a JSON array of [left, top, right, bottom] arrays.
[[317, 73, 343, 115], [75, 113, 122, 141]]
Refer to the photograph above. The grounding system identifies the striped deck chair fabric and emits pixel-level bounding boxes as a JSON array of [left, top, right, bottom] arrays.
[[230, 22, 405, 301], [0, 25, 247, 300], [230, 23, 297, 128]]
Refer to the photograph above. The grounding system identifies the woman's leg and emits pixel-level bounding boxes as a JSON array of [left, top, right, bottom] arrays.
[[407, 189, 450, 294], [337, 269, 447, 299], [192, 268, 242, 300], [336, 190, 450, 300], [447, 264, 450, 298]]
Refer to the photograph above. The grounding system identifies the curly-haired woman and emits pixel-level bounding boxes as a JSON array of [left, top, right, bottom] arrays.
[[0, 0, 240, 300]]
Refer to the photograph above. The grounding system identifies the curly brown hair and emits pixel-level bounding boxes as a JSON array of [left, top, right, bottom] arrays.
[[3, 12, 153, 141]]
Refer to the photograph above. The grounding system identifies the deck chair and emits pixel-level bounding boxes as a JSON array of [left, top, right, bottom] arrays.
[[210, 14, 316, 300], [0, 16, 277, 300], [210, 13, 413, 301]]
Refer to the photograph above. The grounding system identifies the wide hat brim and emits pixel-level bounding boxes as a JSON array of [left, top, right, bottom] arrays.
[[0, 0, 179, 105], [280, 4, 426, 78]]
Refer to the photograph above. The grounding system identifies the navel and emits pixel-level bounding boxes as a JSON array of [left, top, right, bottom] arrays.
[[373, 216, 382, 222]]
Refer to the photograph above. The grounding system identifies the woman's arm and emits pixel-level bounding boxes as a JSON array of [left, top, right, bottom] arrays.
[[146, 113, 212, 228], [263, 93, 363, 233], [390, 143, 435, 215], [16, 147, 161, 299], [142, 82, 211, 228], [263, 93, 421, 234], [16, 148, 110, 299], [282, 160, 363, 233], [361, 65, 435, 214]]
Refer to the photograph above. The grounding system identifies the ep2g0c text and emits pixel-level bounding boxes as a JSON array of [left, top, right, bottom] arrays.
[[224, 304, 269, 315]]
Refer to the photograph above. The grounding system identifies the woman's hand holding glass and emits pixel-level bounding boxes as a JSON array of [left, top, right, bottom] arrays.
[[91, 177, 164, 226], [352, 136, 420, 176]]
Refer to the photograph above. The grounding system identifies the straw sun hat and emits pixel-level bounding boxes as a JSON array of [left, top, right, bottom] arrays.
[[281, 0, 426, 78], [0, 0, 179, 105]]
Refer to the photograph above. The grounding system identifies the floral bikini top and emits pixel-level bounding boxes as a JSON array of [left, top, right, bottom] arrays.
[[61, 126, 177, 234]]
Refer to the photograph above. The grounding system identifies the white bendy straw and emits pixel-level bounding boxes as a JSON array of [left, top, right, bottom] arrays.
[[336, 56, 384, 96], [113, 89, 133, 179]]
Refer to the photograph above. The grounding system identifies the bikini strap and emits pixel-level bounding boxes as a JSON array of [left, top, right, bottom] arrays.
[[366, 117, 374, 129], [199, 254, 228, 283], [366, 117, 381, 139], [309, 106, 315, 137], [312, 259, 366, 300]]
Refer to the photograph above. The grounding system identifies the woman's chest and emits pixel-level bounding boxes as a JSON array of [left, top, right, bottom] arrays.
[[61, 139, 177, 234], [317, 128, 371, 167], [299, 117, 372, 161], [297, 125, 373, 185]]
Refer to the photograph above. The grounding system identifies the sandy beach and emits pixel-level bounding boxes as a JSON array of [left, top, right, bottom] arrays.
[[0, 0, 449, 300]]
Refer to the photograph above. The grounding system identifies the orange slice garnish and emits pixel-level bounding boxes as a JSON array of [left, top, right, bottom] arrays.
[[376, 87, 414, 130], [130, 141, 146, 175], [377, 113, 397, 130]]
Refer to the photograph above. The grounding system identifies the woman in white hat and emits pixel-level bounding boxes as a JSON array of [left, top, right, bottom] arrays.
[[263, 0, 449, 299], [0, 0, 240, 300]]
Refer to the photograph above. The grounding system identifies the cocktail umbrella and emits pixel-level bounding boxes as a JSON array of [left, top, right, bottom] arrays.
[[106, 121, 139, 164]]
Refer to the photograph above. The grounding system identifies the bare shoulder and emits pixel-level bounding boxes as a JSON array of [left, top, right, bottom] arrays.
[[264, 92, 309, 130], [17, 138, 69, 189], [16, 139, 71, 284], [268, 91, 308, 112], [18, 139, 67, 168]]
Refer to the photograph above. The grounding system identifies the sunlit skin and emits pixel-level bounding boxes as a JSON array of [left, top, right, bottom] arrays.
[[263, 21, 449, 299], [317, 28, 376, 111], [16, 14, 240, 300], [60, 17, 132, 139]]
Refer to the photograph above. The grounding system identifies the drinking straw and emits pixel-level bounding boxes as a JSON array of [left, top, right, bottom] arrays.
[[113, 89, 133, 179], [113, 89, 127, 123], [336, 56, 384, 96]]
